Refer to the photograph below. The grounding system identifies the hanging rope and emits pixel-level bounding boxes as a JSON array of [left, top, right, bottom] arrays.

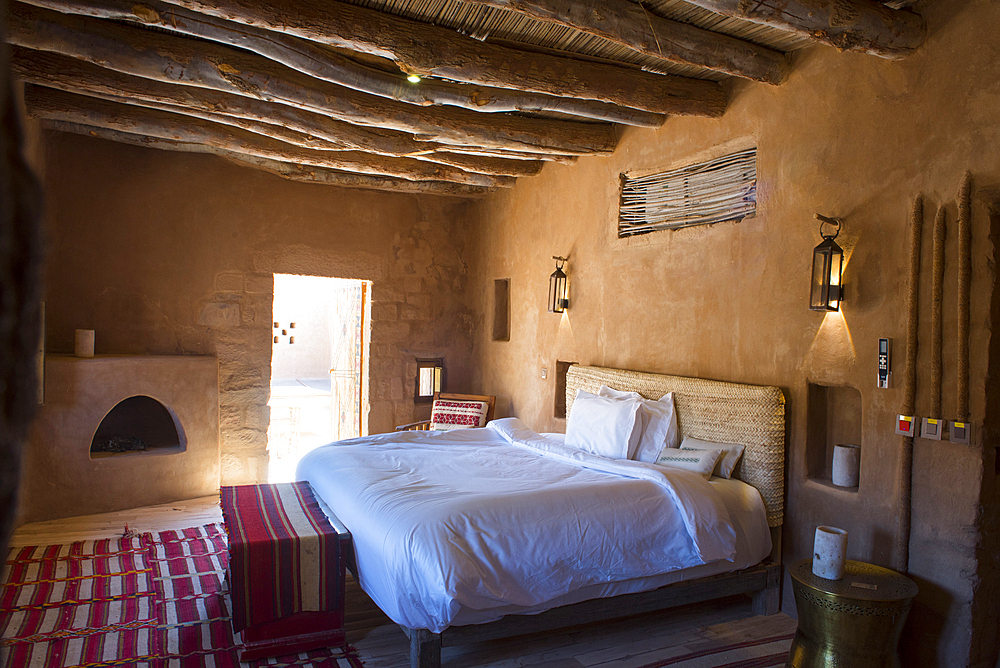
[[931, 206, 946, 418], [896, 194, 923, 573], [957, 172, 972, 421]]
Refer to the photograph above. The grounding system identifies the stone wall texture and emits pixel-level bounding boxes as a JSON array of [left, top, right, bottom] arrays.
[[36, 131, 475, 492], [463, 1, 999, 665]]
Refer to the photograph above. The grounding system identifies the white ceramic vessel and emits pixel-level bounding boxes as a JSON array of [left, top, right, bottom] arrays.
[[813, 525, 848, 580]]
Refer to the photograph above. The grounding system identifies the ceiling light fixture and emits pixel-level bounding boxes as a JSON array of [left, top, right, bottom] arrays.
[[407, 73, 422, 83]]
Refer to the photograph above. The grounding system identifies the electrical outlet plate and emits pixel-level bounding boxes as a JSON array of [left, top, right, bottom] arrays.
[[949, 421, 972, 444], [921, 417, 943, 440], [895, 415, 916, 437]]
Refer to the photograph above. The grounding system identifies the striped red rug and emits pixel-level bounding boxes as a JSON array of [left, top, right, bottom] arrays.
[[1, 523, 364, 668], [634, 632, 795, 668]]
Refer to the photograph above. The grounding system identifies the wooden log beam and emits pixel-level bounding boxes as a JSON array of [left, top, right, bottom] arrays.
[[24, 85, 514, 187], [19, 0, 665, 126], [40, 119, 492, 197], [455, 0, 788, 84], [7, 3, 617, 155], [679, 0, 925, 59], [12, 47, 571, 166], [153, 0, 727, 117], [15, 56, 542, 177]]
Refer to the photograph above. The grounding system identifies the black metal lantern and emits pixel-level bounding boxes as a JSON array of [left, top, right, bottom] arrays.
[[548, 256, 569, 313], [810, 214, 844, 312]]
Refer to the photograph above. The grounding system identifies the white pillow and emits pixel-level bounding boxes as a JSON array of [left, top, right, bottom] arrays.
[[680, 436, 746, 479], [655, 448, 722, 480], [565, 390, 642, 460], [597, 386, 679, 463]]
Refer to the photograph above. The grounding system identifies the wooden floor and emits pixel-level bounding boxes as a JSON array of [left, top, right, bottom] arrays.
[[9, 497, 797, 668]]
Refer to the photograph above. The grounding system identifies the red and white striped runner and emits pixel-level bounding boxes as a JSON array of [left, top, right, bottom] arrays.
[[0, 523, 363, 668]]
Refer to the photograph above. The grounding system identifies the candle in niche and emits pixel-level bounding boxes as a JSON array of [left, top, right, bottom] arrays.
[[832, 444, 861, 487], [74, 329, 95, 358], [813, 526, 848, 580]]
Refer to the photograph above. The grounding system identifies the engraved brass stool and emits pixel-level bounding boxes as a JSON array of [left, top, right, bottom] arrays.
[[786, 559, 918, 668]]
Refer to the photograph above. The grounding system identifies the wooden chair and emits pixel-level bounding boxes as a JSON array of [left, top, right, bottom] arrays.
[[395, 392, 496, 431]]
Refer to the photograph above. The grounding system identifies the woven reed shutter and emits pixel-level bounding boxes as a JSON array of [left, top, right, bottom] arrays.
[[618, 148, 757, 237]]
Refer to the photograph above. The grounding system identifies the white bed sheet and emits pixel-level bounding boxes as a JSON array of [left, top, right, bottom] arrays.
[[296, 418, 771, 633]]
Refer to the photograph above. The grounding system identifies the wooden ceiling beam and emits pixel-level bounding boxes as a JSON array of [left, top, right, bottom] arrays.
[[12, 47, 572, 165], [8, 3, 617, 155], [13, 53, 542, 177], [41, 119, 492, 197], [680, 0, 925, 58], [23, 85, 516, 187], [152, 0, 727, 117], [20, 0, 665, 127], [456, 0, 789, 85]]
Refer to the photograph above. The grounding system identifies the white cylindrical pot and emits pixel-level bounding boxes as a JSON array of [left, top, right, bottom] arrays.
[[813, 526, 848, 580], [74, 329, 95, 358], [832, 444, 861, 487]]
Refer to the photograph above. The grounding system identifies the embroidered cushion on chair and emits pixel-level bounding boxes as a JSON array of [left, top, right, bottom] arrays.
[[430, 400, 490, 431]]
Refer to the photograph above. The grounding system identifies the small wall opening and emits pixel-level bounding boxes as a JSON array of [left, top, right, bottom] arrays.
[[90, 395, 184, 458], [554, 360, 577, 419], [493, 278, 510, 341], [806, 383, 862, 488]]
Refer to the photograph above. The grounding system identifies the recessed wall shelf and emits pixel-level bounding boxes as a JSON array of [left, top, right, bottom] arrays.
[[493, 278, 510, 342], [806, 383, 862, 492], [554, 360, 576, 419]]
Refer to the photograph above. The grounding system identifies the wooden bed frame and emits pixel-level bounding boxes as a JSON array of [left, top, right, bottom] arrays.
[[370, 364, 786, 668]]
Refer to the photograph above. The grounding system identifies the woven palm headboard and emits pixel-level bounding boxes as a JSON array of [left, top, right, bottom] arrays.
[[566, 365, 786, 527]]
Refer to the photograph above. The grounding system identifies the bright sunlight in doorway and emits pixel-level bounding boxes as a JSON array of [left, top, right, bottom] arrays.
[[267, 274, 370, 483]]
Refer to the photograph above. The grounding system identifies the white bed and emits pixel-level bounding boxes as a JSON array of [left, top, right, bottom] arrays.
[[296, 364, 786, 668], [296, 418, 772, 633]]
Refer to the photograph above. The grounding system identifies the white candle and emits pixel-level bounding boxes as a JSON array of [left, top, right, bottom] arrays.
[[813, 526, 848, 580], [74, 329, 95, 358]]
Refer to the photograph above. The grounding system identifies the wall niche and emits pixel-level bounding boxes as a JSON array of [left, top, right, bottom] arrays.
[[806, 383, 862, 490]]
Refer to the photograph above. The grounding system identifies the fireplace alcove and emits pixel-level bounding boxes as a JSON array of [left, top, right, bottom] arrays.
[[90, 395, 185, 458], [20, 354, 220, 523]]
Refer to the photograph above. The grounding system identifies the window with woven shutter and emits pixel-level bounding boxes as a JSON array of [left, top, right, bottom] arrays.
[[618, 148, 757, 238]]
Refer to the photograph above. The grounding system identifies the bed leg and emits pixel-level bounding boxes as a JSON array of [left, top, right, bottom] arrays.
[[751, 562, 782, 616], [407, 628, 441, 668]]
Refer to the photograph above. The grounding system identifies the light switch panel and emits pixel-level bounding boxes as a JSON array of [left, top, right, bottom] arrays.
[[949, 421, 972, 444], [895, 415, 916, 437], [921, 417, 943, 440]]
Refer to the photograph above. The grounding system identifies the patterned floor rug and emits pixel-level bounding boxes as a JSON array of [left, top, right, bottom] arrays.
[[1, 523, 364, 668], [633, 632, 795, 668]]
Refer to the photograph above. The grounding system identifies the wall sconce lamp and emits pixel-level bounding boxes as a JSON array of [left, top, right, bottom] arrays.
[[548, 256, 569, 313], [810, 214, 844, 312]]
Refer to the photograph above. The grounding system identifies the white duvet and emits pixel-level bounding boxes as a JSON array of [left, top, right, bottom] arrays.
[[296, 418, 766, 633]]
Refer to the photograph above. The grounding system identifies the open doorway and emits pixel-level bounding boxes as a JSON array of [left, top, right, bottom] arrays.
[[267, 274, 370, 483]]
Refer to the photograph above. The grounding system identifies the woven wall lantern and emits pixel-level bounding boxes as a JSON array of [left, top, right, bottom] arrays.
[[810, 214, 844, 312], [548, 256, 569, 313]]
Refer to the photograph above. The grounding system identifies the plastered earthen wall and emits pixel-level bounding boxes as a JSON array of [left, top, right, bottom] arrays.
[[465, 0, 999, 665], [34, 131, 475, 492]]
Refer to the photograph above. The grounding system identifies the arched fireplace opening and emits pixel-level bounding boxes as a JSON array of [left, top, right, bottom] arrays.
[[90, 395, 185, 458]]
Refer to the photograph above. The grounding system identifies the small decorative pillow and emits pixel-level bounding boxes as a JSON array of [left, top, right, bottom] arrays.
[[655, 448, 723, 480], [430, 400, 489, 431], [597, 385, 679, 463], [565, 390, 642, 460], [680, 436, 746, 479]]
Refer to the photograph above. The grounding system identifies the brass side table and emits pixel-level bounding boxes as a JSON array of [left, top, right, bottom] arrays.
[[787, 559, 918, 668]]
